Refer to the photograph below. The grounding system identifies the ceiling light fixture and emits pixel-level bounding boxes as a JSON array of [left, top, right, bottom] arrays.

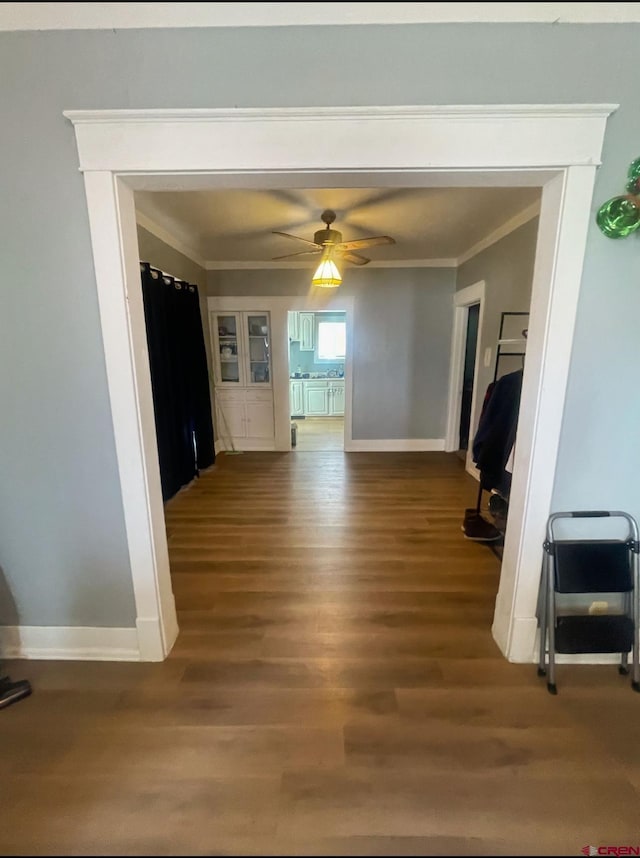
[[311, 255, 342, 288]]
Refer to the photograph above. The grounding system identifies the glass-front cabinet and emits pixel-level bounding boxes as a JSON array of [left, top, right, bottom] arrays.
[[246, 314, 271, 385], [213, 311, 271, 387], [214, 313, 242, 384]]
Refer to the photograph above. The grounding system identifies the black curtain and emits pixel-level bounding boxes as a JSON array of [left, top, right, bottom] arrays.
[[140, 263, 215, 501]]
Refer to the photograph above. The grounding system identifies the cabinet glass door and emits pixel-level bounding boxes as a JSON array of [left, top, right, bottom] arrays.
[[246, 313, 271, 385], [215, 313, 242, 384]]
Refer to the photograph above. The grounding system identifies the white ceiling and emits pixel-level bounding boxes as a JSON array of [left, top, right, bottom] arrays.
[[3, 3, 639, 30], [135, 186, 541, 267]]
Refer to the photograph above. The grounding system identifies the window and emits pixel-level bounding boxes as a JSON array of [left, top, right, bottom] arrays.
[[316, 321, 346, 361]]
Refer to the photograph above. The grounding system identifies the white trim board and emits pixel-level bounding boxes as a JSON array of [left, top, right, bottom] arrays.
[[0, 625, 140, 661], [64, 104, 614, 664], [4, 3, 640, 30], [444, 281, 486, 469]]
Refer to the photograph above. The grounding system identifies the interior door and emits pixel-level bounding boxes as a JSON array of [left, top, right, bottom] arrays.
[[459, 303, 480, 451]]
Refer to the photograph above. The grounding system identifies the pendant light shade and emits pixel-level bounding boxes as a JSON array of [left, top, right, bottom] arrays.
[[311, 257, 342, 288]]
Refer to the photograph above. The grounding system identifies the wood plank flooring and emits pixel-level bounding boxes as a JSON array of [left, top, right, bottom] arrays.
[[3, 451, 640, 855], [293, 417, 344, 451]]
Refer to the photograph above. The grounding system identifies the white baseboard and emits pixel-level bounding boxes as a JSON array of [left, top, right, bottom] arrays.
[[136, 617, 168, 662], [345, 438, 446, 452], [0, 625, 140, 661]]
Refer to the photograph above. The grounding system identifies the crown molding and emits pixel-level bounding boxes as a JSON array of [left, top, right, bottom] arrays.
[[136, 211, 457, 270], [204, 258, 458, 271], [135, 211, 207, 269], [4, 3, 640, 31], [65, 104, 618, 126], [457, 200, 542, 266], [137, 198, 540, 273]]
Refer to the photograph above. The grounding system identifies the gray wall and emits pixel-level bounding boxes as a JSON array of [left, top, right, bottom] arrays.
[[208, 268, 455, 440], [457, 218, 539, 441], [1, 23, 640, 629], [136, 225, 216, 437]]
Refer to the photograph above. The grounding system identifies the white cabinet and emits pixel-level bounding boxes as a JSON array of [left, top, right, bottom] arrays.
[[215, 389, 274, 450], [299, 312, 315, 351], [304, 382, 330, 416], [329, 382, 345, 416], [245, 399, 274, 439], [300, 379, 345, 416], [211, 311, 271, 388], [221, 399, 246, 438], [289, 380, 304, 416], [288, 311, 300, 342], [210, 309, 275, 450]]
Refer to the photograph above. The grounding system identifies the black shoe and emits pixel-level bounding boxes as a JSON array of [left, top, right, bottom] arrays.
[[462, 514, 503, 542], [0, 676, 32, 710]]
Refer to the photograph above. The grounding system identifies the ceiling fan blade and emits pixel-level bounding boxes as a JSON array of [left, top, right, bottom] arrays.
[[336, 250, 370, 266], [336, 236, 396, 251], [272, 230, 322, 248], [271, 249, 322, 261]]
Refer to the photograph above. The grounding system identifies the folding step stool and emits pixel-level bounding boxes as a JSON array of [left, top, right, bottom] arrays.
[[537, 510, 640, 694]]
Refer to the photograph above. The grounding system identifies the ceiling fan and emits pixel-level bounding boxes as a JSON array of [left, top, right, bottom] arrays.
[[272, 209, 396, 266]]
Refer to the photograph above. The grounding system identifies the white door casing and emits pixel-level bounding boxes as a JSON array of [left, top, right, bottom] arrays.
[[444, 280, 486, 483], [65, 105, 614, 662]]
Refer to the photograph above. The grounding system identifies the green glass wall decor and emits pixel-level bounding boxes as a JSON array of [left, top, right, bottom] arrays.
[[626, 157, 640, 194], [596, 156, 640, 238]]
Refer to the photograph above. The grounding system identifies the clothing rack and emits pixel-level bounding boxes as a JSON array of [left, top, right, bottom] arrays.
[[464, 311, 529, 556], [493, 311, 529, 384]]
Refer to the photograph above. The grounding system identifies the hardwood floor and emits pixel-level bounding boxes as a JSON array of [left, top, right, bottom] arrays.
[[293, 417, 344, 451], [3, 451, 640, 855]]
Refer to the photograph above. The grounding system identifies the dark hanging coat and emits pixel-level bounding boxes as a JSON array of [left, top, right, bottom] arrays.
[[472, 369, 523, 495]]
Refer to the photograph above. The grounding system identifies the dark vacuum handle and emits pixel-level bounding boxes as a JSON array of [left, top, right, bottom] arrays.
[[569, 510, 610, 518]]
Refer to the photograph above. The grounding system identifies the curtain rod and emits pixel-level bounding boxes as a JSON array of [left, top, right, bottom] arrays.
[[140, 261, 197, 289]]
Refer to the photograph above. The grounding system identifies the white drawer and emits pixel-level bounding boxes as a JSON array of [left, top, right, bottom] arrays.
[[215, 388, 245, 402], [245, 389, 273, 403]]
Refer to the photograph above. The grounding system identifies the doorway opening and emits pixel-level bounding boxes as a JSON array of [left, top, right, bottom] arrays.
[[457, 302, 480, 460], [66, 105, 612, 662], [288, 310, 346, 452]]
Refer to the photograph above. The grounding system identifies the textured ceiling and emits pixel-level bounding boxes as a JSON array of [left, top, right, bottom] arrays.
[[135, 186, 541, 264]]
